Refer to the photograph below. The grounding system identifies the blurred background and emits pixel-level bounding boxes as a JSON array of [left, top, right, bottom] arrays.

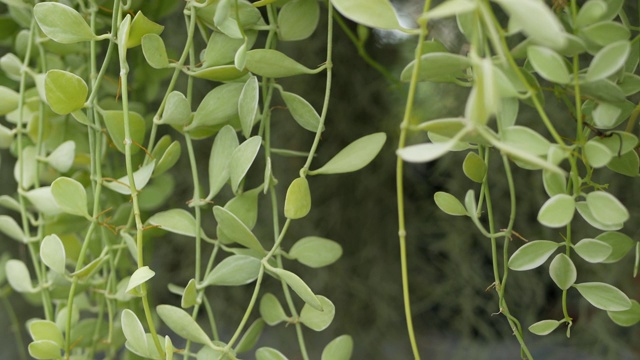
[[1, 0, 639, 359]]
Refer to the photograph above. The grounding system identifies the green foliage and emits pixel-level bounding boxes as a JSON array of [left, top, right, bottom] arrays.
[[2, 0, 640, 359], [0, 1, 384, 359]]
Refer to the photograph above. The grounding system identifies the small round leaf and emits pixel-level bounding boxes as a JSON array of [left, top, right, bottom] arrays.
[[549, 254, 576, 290], [508, 240, 561, 271], [537, 194, 575, 228]]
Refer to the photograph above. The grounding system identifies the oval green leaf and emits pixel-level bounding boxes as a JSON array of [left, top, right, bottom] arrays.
[[330, 0, 401, 30], [608, 300, 640, 327], [596, 231, 634, 263], [239, 76, 259, 138], [121, 309, 149, 357], [44, 69, 88, 115], [278, 0, 320, 41], [51, 176, 89, 218], [245, 49, 316, 78], [586, 41, 630, 82], [260, 293, 288, 326], [34, 3, 97, 44], [40, 234, 66, 274], [574, 282, 632, 311], [586, 191, 629, 225], [255, 347, 288, 360], [281, 91, 323, 132], [573, 238, 613, 263], [126, 266, 155, 294], [300, 295, 335, 331], [157, 305, 214, 347], [527, 46, 570, 84], [321, 335, 353, 360], [508, 240, 561, 271], [102, 110, 146, 154], [270, 268, 322, 310], [528, 319, 560, 336], [284, 177, 311, 220], [549, 254, 576, 290], [433, 191, 468, 216], [213, 206, 265, 254], [181, 279, 198, 309], [208, 125, 239, 199], [289, 236, 342, 268], [310, 133, 386, 175], [229, 136, 262, 192], [141, 33, 169, 69], [462, 151, 486, 183], [147, 208, 198, 237], [103, 161, 155, 195], [537, 194, 575, 228], [201, 255, 261, 287]]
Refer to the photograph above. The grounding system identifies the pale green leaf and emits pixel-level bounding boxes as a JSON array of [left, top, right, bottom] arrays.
[[576, 201, 623, 230], [300, 295, 335, 331], [147, 208, 198, 237], [46, 140, 75, 173], [141, 33, 169, 69], [528, 320, 560, 336], [433, 191, 468, 216], [270, 268, 322, 310], [542, 169, 566, 197], [278, 0, 320, 41], [586, 41, 630, 82], [423, 0, 476, 20], [127, 11, 164, 48], [104, 161, 156, 195], [284, 177, 311, 220], [44, 69, 88, 115], [40, 234, 66, 274], [608, 300, 640, 326], [549, 254, 576, 290], [34, 3, 97, 44], [289, 237, 342, 268], [157, 305, 214, 347], [102, 110, 146, 154], [160, 91, 191, 126], [245, 49, 316, 78], [201, 255, 261, 287], [29, 320, 63, 348], [121, 309, 149, 357], [181, 279, 198, 309], [508, 240, 561, 271], [213, 206, 265, 254], [493, 0, 567, 49], [281, 91, 323, 132], [311, 133, 386, 174], [0, 215, 26, 242], [260, 293, 288, 326], [51, 176, 89, 218], [574, 282, 632, 311], [584, 139, 612, 168], [537, 194, 575, 228], [586, 191, 629, 225], [596, 231, 634, 263], [0, 85, 19, 115], [126, 266, 155, 294], [28, 340, 61, 360], [462, 151, 486, 183], [321, 335, 353, 360], [208, 126, 239, 199], [229, 136, 262, 192], [527, 46, 570, 84], [6, 259, 35, 293], [239, 76, 259, 138], [330, 0, 402, 30], [573, 238, 613, 263], [256, 347, 288, 360], [189, 83, 244, 130]]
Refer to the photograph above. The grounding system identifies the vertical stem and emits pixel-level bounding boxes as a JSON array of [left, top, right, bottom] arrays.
[[396, 2, 432, 358]]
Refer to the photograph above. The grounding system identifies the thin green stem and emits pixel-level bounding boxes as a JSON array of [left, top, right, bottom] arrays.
[[117, 12, 164, 357], [395, 2, 433, 358]]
